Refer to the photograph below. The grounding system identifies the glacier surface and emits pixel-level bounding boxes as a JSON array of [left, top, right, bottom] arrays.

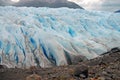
[[0, 6, 120, 68]]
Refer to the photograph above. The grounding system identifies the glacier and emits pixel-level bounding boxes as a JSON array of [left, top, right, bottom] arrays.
[[0, 6, 120, 68]]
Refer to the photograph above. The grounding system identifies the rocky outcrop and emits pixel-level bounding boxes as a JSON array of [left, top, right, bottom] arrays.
[[0, 65, 8, 69], [69, 64, 88, 79]]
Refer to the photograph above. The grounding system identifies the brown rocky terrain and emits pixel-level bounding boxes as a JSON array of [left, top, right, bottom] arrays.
[[0, 48, 120, 80]]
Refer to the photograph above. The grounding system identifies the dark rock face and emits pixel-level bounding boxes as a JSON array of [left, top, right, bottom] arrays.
[[73, 65, 88, 79], [111, 47, 120, 52], [115, 10, 120, 13], [71, 55, 88, 65], [102, 47, 120, 55], [0, 65, 7, 69], [64, 50, 88, 65]]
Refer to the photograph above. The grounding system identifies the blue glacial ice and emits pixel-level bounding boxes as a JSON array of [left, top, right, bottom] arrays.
[[0, 6, 120, 68]]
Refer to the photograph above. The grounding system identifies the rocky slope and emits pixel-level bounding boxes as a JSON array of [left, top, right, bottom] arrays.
[[0, 48, 120, 80]]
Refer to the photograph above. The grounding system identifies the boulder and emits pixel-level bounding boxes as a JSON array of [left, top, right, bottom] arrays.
[[69, 64, 88, 79]]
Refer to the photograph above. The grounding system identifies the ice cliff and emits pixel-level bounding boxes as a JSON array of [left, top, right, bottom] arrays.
[[0, 6, 120, 68]]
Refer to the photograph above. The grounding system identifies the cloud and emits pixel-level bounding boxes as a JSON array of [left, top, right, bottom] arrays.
[[69, 0, 120, 11]]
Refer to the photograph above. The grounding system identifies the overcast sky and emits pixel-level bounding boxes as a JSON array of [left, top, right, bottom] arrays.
[[69, 0, 120, 12], [0, 0, 120, 12]]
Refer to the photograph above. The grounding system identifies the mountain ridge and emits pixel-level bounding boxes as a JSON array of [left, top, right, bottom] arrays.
[[0, 0, 83, 9]]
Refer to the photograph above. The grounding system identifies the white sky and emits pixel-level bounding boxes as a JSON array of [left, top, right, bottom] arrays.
[[11, 0, 20, 2], [68, 0, 120, 12]]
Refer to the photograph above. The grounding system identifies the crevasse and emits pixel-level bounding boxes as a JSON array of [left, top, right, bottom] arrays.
[[0, 6, 120, 68]]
